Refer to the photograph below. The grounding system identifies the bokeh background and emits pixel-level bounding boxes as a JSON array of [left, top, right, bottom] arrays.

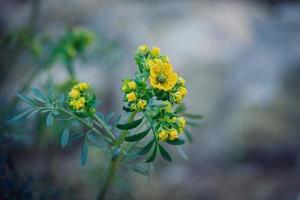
[[1, 0, 300, 199]]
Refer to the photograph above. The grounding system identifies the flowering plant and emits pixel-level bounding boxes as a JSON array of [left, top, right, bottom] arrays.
[[14, 44, 202, 199]]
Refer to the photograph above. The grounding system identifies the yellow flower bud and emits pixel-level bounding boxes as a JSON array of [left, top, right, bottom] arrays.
[[178, 77, 185, 86], [158, 130, 168, 142], [73, 97, 85, 110], [69, 89, 80, 99], [150, 47, 160, 57], [161, 56, 170, 63], [174, 92, 183, 103], [127, 81, 137, 90], [77, 82, 89, 91], [126, 92, 137, 103], [137, 44, 149, 55], [178, 117, 186, 128], [168, 129, 178, 141], [178, 86, 187, 97], [137, 100, 147, 110]]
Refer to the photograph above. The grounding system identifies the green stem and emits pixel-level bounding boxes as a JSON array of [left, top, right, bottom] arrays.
[[58, 108, 113, 145], [96, 111, 137, 200], [93, 114, 116, 142]]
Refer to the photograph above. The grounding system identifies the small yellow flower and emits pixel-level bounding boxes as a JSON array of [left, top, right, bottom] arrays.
[[137, 100, 147, 110], [127, 81, 137, 90], [126, 92, 137, 102], [71, 97, 86, 110], [149, 59, 178, 91], [168, 129, 178, 141], [178, 77, 185, 86], [137, 44, 149, 55], [69, 89, 80, 99], [158, 130, 168, 142], [150, 47, 160, 57], [77, 82, 89, 91]]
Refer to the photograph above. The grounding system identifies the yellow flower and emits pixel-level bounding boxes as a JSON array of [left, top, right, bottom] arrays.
[[158, 130, 168, 141], [178, 86, 188, 97], [70, 97, 86, 110], [149, 59, 178, 91], [127, 81, 137, 90], [126, 92, 137, 102], [178, 77, 185, 86], [75, 82, 89, 91], [69, 89, 80, 99], [168, 129, 178, 141], [137, 44, 149, 55], [150, 47, 160, 57], [137, 100, 147, 110], [161, 55, 170, 63]]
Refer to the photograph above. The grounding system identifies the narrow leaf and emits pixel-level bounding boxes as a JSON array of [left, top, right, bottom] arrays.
[[117, 117, 144, 130], [122, 106, 131, 112], [176, 146, 189, 160], [158, 144, 172, 162], [183, 113, 203, 119], [145, 143, 157, 162], [184, 128, 193, 143], [61, 128, 70, 147], [167, 139, 185, 145], [125, 128, 151, 142], [7, 109, 34, 124], [132, 164, 150, 176], [17, 93, 35, 106], [139, 139, 155, 155], [46, 113, 54, 127], [80, 138, 88, 166], [31, 88, 47, 103]]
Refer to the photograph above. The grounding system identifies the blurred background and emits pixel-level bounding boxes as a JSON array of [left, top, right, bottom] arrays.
[[1, 0, 300, 199]]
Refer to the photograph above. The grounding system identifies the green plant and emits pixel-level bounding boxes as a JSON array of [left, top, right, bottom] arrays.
[[12, 44, 202, 199]]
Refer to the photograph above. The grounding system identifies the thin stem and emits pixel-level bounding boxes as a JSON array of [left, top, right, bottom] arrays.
[[96, 111, 137, 200], [58, 108, 113, 146], [93, 114, 116, 142]]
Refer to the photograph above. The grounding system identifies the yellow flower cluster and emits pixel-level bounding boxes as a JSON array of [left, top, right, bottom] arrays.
[[157, 116, 186, 142], [121, 80, 148, 111], [68, 82, 89, 110]]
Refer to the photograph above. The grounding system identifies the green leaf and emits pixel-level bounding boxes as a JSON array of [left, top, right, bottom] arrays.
[[167, 139, 185, 145], [31, 88, 47, 103], [116, 117, 144, 130], [80, 138, 88, 166], [46, 113, 54, 127], [87, 133, 104, 148], [145, 143, 157, 162], [61, 128, 70, 147], [158, 144, 172, 162], [125, 128, 151, 142], [17, 93, 35, 106], [184, 128, 193, 143], [132, 164, 150, 176], [122, 106, 131, 112], [7, 109, 35, 124], [187, 121, 199, 127], [139, 139, 155, 155], [183, 113, 203, 119]]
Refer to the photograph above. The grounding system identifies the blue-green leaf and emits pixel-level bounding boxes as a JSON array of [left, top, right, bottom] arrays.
[[46, 113, 54, 127], [184, 128, 193, 143], [7, 109, 34, 124], [158, 144, 172, 162], [61, 128, 70, 147], [116, 117, 144, 130], [31, 88, 47, 103], [80, 138, 88, 166], [17, 93, 35, 106], [125, 128, 151, 142], [183, 113, 203, 119]]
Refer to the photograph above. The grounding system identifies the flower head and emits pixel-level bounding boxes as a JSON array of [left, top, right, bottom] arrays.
[[158, 130, 168, 142], [150, 47, 160, 57], [126, 92, 137, 103], [69, 89, 80, 99], [137, 44, 149, 55], [168, 128, 178, 141], [149, 59, 178, 91]]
